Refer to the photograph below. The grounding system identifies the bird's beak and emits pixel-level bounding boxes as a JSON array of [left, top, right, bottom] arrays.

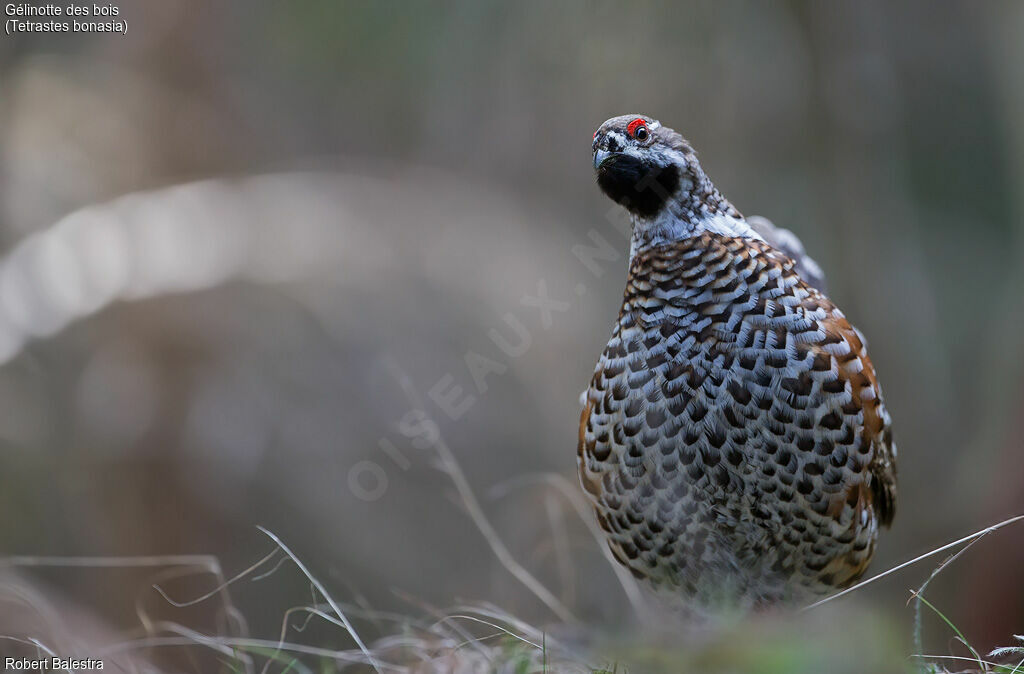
[[593, 149, 611, 171]]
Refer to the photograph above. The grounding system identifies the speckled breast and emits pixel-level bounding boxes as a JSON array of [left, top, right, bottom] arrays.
[[578, 233, 896, 607]]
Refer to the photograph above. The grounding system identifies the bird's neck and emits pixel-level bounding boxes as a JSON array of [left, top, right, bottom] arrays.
[[628, 169, 760, 261]]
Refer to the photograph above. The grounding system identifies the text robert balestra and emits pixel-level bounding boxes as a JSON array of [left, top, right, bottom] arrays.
[[5, 658, 104, 671]]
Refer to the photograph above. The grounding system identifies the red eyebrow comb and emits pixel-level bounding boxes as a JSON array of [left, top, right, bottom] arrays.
[[626, 118, 647, 137]]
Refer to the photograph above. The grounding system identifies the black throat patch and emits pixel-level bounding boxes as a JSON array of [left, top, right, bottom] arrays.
[[596, 155, 680, 219]]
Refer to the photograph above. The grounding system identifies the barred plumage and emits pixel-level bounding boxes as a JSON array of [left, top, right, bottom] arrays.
[[580, 115, 897, 608]]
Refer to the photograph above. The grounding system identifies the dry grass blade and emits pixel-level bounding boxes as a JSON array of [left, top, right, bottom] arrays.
[[97, 634, 381, 667], [445, 601, 588, 665], [989, 635, 1024, 674], [442, 614, 543, 650], [384, 357, 578, 624], [488, 472, 648, 618], [0, 635, 60, 658], [0, 554, 226, 569], [1, 552, 251, 667], [392, 589, 492, 660], [911, 592, 987, 673], [910, 653, 1007, 670], [803, 514, 1024, 611], [263, 606, 370, 674], [0, 637, 71, 674], [911, 528, 993, 669], [256, 526, 384, 674], [145, 551, 272, 603], [544, 491, 576, 608]]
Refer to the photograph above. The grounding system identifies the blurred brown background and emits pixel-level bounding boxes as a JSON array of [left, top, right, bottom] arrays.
[[1, 0, 1023, 668]]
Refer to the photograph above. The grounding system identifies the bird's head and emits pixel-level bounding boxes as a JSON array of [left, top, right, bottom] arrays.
[[592, 114, 696, 219], [593, 112, 745, 223], [592, 115, 749, 250]]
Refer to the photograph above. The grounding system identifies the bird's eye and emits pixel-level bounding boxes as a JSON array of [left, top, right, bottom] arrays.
[[627, 118, 649, 141]]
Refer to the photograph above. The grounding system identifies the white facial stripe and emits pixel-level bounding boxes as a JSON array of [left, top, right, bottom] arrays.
[[606, 130, 627, 147]]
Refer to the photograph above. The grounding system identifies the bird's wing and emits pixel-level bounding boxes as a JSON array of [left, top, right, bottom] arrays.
[[828, 313, 898, 527], [746, 215, 827, 294], [741, 221, 896, 525]]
